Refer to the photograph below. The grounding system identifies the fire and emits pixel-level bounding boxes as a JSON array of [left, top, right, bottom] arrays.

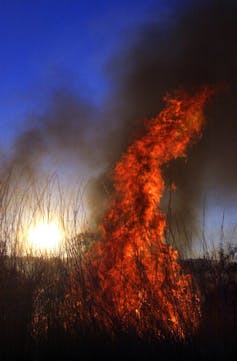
[[88, 87, 214, 338]]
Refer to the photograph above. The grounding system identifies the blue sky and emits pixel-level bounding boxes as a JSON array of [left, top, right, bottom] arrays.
[[0, 0, 164, 147]]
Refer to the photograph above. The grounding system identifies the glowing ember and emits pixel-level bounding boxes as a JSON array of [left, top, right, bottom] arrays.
[[89, 87, 215, 338]]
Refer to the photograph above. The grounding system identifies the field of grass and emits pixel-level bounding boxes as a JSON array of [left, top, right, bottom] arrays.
[[1, 246, 237, 361], [0, 173, 236, 360]]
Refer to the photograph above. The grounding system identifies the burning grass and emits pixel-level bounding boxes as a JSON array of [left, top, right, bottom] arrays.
[[1, 87, 230, 360], [80, 87, 214, 339]]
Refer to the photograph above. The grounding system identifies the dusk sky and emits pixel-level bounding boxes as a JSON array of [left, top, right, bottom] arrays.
[[1, 0, 237, 256]]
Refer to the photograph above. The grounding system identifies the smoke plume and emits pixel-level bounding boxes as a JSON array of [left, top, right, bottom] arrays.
[[2, 0, 237, 251], [98, 0, 237, 248]]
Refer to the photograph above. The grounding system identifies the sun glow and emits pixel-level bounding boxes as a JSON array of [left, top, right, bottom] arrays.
[[28, 221, 63, 254]]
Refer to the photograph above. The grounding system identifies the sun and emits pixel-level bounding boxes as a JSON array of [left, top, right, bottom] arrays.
[[28, 221, 63, 254]]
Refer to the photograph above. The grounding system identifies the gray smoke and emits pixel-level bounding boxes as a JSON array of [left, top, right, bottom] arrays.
[[97, 0, 237, 250], [2, 0, 237, 252]]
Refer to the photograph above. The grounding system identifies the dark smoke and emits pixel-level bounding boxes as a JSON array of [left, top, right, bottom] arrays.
[[2, 89, 102, 179], [96, 0, 237, 251], [3, 0, 237, 252]]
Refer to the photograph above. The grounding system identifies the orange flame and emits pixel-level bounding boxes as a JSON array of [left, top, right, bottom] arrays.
[[89, 87, 214, 338]]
